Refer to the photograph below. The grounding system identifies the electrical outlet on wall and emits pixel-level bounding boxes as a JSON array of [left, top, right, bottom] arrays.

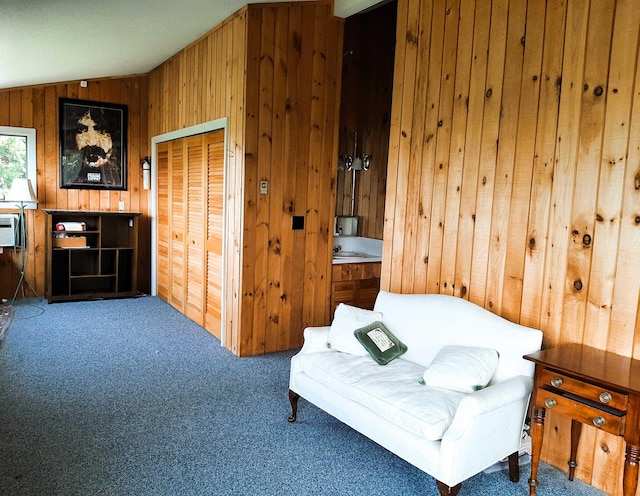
[[118, 201, 125, 211]]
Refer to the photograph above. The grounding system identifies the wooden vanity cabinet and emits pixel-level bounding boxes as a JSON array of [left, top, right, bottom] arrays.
[[331, 262, 381, 313]]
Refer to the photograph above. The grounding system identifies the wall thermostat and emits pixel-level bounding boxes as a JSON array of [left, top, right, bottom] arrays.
[[259, 180, 268, 194]]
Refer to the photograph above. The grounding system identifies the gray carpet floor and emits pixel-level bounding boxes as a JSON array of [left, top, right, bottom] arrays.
[[0, 296, 606, 495]]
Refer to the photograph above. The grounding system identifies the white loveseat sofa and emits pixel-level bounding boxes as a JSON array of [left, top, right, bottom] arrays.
[[288, 291, 543, 496]]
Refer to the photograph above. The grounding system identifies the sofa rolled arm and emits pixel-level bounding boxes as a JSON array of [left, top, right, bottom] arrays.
[[289, 326, 331, 392], [437, 376, 533, 485], [445, 375, 533, 441], [297, 326, 331, 355]]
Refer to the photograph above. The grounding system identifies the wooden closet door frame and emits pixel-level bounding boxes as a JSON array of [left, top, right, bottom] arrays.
[[150, 117, 230, 342]]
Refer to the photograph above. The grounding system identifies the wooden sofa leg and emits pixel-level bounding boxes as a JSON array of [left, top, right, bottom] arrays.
[[287, 389, 300, 423], [435, 480, 461, 496], [508, 451, 520, 482]]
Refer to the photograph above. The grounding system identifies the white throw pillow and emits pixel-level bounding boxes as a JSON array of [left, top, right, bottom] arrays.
[[327, 304, 383, 355], [422, 345, 499, 393]]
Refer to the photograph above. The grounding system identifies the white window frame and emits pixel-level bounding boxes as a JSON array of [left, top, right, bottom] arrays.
[[0, 126, 37, 210]]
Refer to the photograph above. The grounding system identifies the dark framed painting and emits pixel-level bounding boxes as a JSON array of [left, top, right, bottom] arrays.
[[59, 98, 127, 190]]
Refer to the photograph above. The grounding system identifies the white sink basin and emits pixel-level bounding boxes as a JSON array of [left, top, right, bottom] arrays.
[[333, 251, 368, 258], [332, 237, 383, 264]]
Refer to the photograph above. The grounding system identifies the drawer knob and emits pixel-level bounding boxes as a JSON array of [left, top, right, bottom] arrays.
[[544, 398, 557, 408], [593, 416, 606, 428], [599, 392, 612, 404], [551, 377, 563, 388]]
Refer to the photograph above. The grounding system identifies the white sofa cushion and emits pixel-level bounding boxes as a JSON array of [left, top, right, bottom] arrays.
[[299, 351, 466, 440], [422, 345, 499, 393], [327, 303, 383, 356]]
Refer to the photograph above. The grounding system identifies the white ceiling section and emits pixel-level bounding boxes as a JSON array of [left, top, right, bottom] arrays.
[[0, 0, 380, 90]]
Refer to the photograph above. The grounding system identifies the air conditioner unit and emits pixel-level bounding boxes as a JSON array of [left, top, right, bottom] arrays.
[[0, 214, 18, 247]]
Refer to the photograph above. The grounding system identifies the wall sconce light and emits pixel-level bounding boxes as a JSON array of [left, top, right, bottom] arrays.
[[339, 131, 371, 172], [141, 156, 151, 190], [338, 131, 372, 217], [338, 153, 352, 171]]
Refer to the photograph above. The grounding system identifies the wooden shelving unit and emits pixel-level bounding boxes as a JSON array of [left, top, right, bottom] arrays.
[[44, 210, 141, 303]]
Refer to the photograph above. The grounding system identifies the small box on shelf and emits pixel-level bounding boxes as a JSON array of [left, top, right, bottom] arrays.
[[53, 236, 87, 248]]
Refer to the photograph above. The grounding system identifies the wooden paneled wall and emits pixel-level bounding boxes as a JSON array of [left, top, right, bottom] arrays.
[[243, 3, 343, 354], [0, 77, 150, 300], [148, 2, 343, 355], [336, 2, 396, 239], [148, 10, 247, 354], [385, 0, 640, 493]]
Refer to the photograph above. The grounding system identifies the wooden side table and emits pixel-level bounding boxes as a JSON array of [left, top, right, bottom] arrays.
[[524, 344, 640, 496]]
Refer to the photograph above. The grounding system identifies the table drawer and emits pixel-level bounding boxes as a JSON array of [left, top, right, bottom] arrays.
[[537, 389, 626, 436], [540, 369, 628, 411]]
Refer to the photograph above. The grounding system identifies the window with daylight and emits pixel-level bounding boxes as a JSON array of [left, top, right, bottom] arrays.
[[0, 126, 37, 209]]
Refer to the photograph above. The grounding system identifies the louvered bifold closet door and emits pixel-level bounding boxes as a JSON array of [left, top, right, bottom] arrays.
[[156, 143, 170, 301], [155, 130, 225, 335], [170, 141, 186, 311], [204, 130, 225, 339], [185, 135, 206, 325]]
